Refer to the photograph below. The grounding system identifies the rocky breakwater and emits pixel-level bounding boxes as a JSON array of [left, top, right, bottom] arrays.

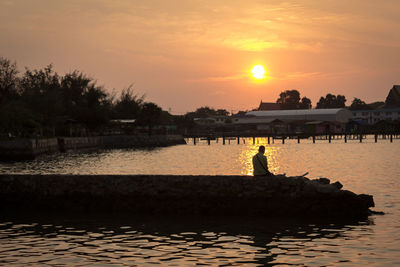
[[0, 174, 374, 219]]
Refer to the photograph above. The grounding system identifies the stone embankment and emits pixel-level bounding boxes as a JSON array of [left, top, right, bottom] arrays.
[[0, 135, 186, 160], [0, 174, 374, 219], [0, 138, 59, 160]]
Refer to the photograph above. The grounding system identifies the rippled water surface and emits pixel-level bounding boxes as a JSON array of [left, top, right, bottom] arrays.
[[1, 137, 400, 266]]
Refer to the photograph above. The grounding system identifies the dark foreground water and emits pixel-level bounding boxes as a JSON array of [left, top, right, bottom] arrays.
[[1, 137, 400, 266]]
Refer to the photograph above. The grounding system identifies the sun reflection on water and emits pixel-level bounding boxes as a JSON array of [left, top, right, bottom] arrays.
[[239, 138, 283, 176]]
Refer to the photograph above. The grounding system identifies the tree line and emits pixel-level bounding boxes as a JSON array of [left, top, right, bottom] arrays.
[[275, 89, 379, 110], [0, 57, 167, 137]]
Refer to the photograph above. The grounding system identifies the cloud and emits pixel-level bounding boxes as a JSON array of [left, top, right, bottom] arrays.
[[186, 74, 246, 83]]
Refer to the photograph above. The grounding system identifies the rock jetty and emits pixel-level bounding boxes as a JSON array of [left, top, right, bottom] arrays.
[[0, 174, 374, 219]]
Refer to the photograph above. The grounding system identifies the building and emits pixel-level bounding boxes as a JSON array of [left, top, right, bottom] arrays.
[[229, 109, 352, 134], [385, 85, 400, 107], [245, 108, 353, 123], [351, 108, 400, 124], [258, 101, 281, 111], [193, 116, 229, 126]]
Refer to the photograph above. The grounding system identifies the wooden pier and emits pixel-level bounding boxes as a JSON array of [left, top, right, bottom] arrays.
[[186, 133, 400, 145]]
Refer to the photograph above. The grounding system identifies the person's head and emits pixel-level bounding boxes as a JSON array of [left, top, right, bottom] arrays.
[[258, 145, 265, 154]]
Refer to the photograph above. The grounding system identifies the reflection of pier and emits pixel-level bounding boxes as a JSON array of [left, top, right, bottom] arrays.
[[185, 133, 400, 145]]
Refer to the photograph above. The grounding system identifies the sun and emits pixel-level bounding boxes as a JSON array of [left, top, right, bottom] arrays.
[[251, 65, 266, 79]]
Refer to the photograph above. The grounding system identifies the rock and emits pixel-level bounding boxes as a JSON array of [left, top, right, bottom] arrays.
[[332, 181, 343, 189], [314, 178, 331, 184]]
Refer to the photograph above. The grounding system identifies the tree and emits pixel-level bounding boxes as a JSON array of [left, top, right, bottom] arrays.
[[185, 106, 229, 119], [349, 98, 371, 110], [316, 94, 347, 109], [276, 90, 312, 109], [276, 90, 300, 109], [137, 102, 162, 135], [79, 84, 112, 130], [299, 97, 312, 109], [216, 109, 230, 116], [113, 85, 144, 119], [0, 57, 19, 104], [19, 65, 62, 134], [60, 70, 113, 130]]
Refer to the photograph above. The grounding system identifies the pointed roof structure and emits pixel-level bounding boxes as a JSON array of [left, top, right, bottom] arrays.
[[385, 85, 400, 107], [258, 100, 281, 111]]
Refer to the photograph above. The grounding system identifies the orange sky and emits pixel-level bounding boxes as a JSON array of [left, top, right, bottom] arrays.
[[1, 0, 399, 114]]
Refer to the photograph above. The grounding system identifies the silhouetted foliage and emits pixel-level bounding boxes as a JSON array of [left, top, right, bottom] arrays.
[[349, 98, 371, 110], [136, 102, 162, 135], [173, 115, 196, 130], [113, 85, 144, 119], [276, 90, 312, 109], [299, 97, 312, 109], [0, 58, 126, 137], [0, 57, 19, 104], [19, 65, 63, 133], [316, 94, 346, 109], [186, 106, 230, 118]]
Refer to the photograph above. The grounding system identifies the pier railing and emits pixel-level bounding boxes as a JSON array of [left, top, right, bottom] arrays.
[[184, 132, 400, 145]]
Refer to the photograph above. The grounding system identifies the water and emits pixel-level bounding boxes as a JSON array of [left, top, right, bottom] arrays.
[[1, 137, 400, 266]]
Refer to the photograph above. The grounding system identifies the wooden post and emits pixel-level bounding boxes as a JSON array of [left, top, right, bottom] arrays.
[[253, 137, 255, 145], [390, 134, 393, 143], [268, 136, 270, 144], [329, 135, 332, 143], [375, 134, 378, 143], [282, 136, 285, 144], [237, 136, 240, 144], [207, 138, 211, 145], [344, 134, 347, 143], [297, 136, 300, 144], [193, 137, 196, 145], [243, 138, 245, 144], [313, 135, 315, 144], [223, 136, 225, 145], [360, 134, 363, 143]]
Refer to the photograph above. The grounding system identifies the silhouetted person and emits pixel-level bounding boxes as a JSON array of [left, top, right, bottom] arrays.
[[252, 145, 273, 176]]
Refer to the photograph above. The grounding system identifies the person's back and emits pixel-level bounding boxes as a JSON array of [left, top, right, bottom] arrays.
[[252, 145, 272, 176]]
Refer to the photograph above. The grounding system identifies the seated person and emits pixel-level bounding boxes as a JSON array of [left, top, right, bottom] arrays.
[[252, 145, 273, 176]]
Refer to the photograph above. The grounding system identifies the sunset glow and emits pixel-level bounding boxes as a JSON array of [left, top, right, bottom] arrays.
[[0, 0, 399, 112]]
